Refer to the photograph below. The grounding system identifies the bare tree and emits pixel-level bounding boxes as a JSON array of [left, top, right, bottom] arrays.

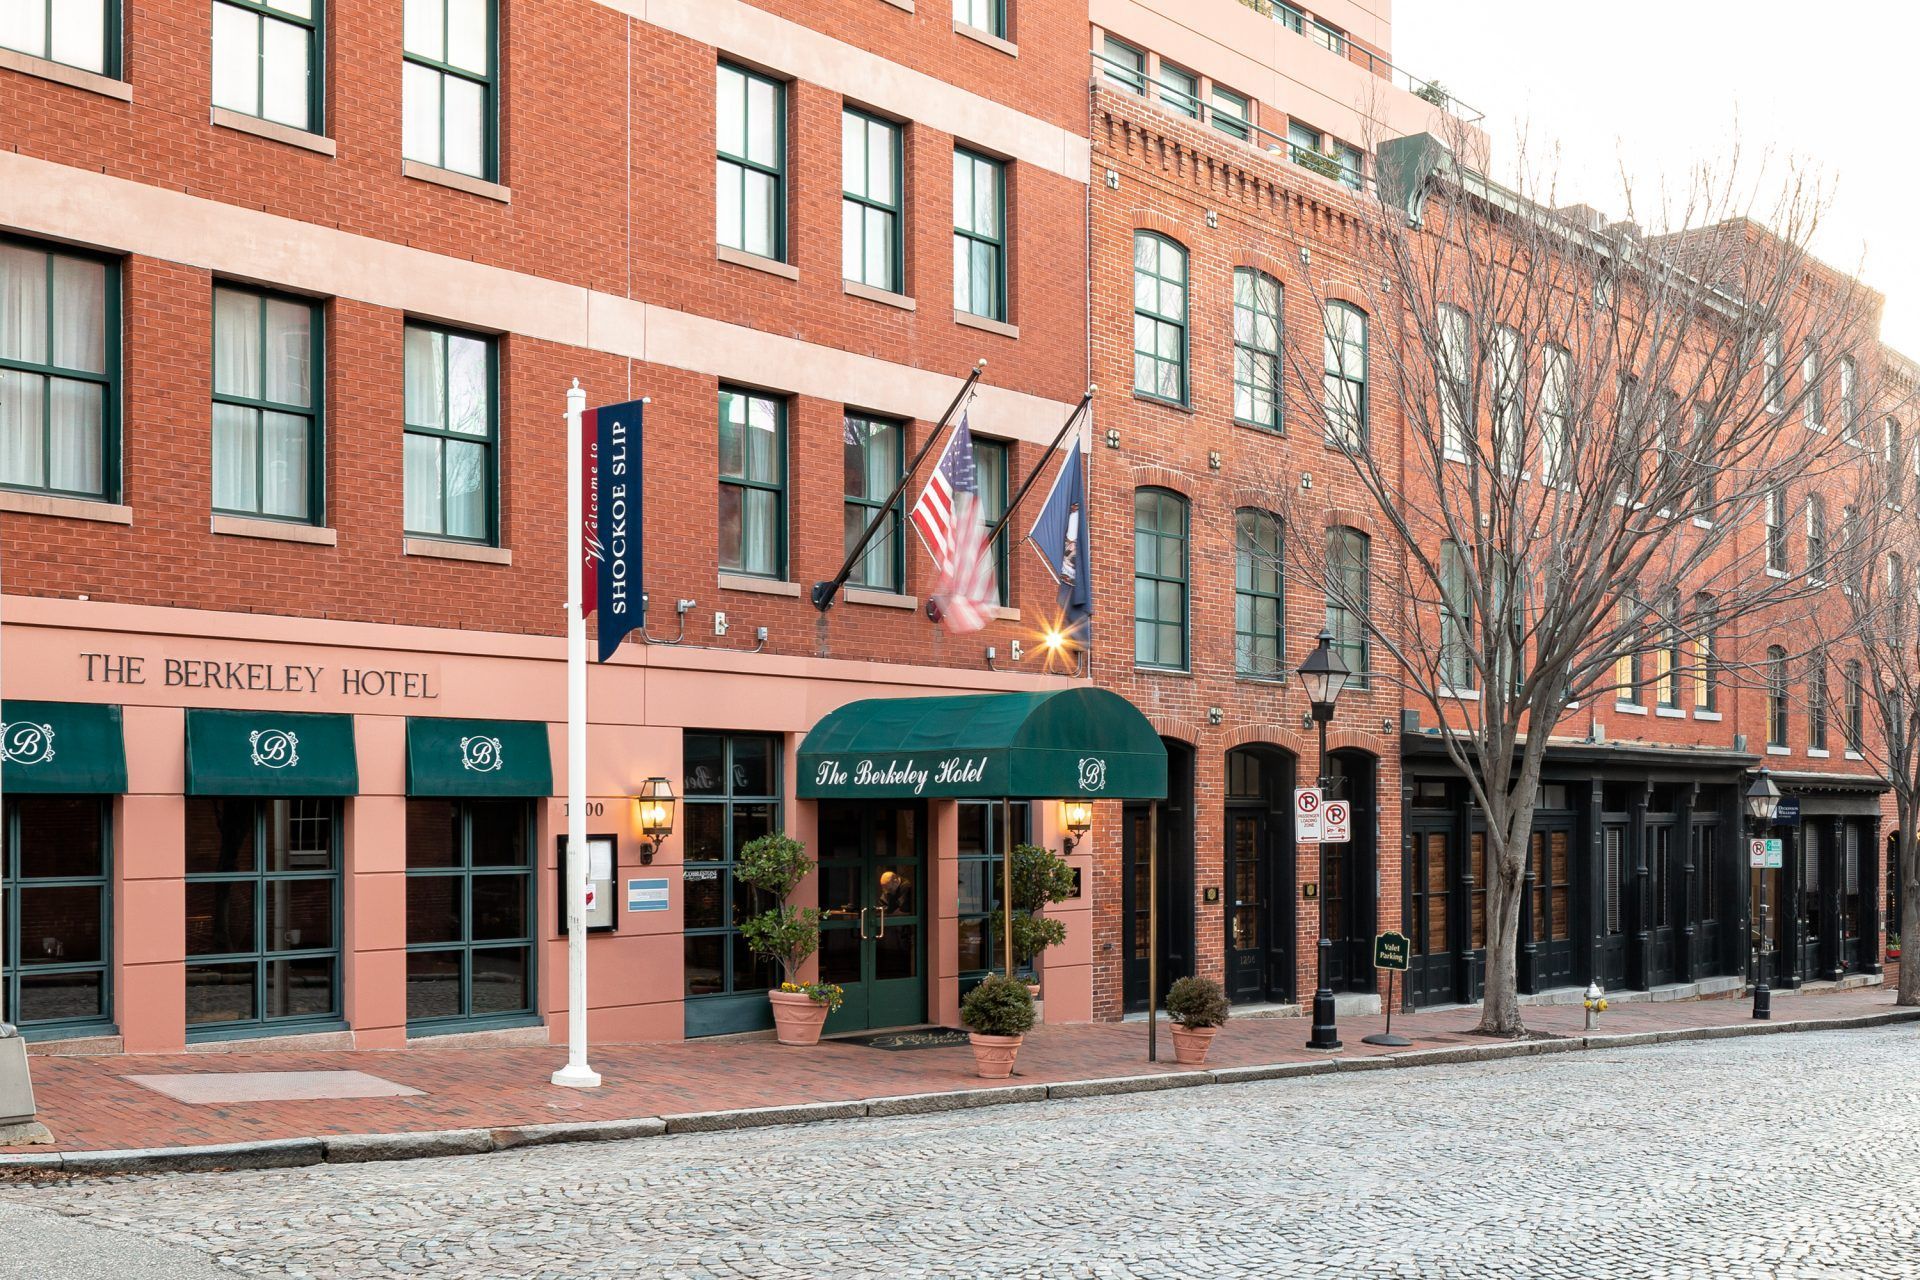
[[1267, 124, 1880, 1035]]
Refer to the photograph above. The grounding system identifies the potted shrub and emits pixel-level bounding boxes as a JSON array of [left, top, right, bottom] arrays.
[[735, 832, 831, 1046], [1165, 975, 1229, 1065], [1008, 842, 1076, 1003], [960, 974, 1036, 1078]]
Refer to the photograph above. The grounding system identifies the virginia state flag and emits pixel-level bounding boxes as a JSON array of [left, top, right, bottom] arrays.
[[1026, 444, 1092, 638]]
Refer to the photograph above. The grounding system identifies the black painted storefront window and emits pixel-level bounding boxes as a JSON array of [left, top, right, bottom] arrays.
[[2, 796, 112, 1035], [404, 799, 535, 1030]]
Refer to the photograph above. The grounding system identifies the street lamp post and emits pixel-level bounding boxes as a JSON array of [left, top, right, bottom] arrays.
[[1298, 629, 1349, 1052], [1746, 768, 1782, 1021]]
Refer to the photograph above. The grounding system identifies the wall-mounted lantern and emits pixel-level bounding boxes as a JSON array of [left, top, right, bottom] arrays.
[[1060, 800, 1093, 854], [634, 777, 677, 865]]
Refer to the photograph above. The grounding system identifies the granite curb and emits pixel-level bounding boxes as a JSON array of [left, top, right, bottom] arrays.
[[3, 1006, 1913, 1179]]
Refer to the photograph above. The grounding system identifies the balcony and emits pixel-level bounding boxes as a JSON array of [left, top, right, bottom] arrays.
[[1232, 0, 1481, 123]]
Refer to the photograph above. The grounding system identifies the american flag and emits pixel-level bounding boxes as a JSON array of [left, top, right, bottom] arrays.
[[910, 414, 998, 633]]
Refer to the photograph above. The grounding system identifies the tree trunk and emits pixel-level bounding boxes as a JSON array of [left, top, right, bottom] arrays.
[[1476, 853, 1529, 1036], [1901, 834, 1919, 1007]]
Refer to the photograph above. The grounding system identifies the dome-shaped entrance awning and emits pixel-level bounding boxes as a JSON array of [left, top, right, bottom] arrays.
[[798, 687, 1166, 801]]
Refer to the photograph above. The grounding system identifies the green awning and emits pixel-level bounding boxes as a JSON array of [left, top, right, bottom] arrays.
[[2, 700, 128, 794], [798, 687, 1167, 801], [185, 708, 358, 796], [407, 717, 554, 797]]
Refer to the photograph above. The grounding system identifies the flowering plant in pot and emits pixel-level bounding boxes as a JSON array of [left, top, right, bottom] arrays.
[[1165, 976, 1229, 1065], [960, 974, 1036, 1078], [736, 832, 830, 1045]]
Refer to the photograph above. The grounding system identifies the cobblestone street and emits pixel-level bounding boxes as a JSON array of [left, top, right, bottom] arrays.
[[4, 1024, 1918, 1278]]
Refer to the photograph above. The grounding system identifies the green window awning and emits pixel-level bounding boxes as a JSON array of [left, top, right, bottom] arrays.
[[2, 700, 128, 794], [185, 708, 358, 796], [406, 717, 554, 797], [798, 687, 1167, 801]]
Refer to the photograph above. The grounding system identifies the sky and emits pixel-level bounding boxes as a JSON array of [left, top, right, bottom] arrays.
[[1393, 0, 1920, 357]]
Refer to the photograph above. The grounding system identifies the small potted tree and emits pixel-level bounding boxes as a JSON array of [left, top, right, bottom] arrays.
[[960, 974, 1035, 1078], [735, 831, 840, 1045], [1009, 842, 1076, 1006], [1165, 975, 1229, 1065]]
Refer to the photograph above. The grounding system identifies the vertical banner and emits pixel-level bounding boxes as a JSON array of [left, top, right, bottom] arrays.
[[581, 399, 646, 662]]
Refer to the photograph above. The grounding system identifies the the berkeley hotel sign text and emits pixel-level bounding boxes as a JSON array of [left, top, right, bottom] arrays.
[[81, 652, 442, 699]]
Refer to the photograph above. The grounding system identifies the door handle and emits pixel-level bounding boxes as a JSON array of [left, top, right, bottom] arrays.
[[874, 908, 886, 939], [857, 906, 871, 940]]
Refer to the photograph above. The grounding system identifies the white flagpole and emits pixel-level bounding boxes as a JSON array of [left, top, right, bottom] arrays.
[[553, 379, 600, 1088]]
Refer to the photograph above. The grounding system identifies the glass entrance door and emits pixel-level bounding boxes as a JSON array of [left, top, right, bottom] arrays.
[[1647, 823, 1678, 985], [1224, 810, 1270, 1002], [818, 803, 925, 1034], [1797, 824, 1822, 981], [1597, 824, 1630, 987], [1405, 824, 1454, 1007], [1529, 826, 1575, 988]]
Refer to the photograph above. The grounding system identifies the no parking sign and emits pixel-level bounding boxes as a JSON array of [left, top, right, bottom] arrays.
[[1293, 787, 1323, 841], [1321, 799, 1351, 843]]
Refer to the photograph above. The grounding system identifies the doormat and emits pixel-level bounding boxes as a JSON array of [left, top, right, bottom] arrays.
[[836, 1027, 973, 1051]]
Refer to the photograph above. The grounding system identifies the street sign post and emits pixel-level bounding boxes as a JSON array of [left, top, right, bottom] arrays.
[[1293, 787, 1323, 842], [1362, 930, 1412, 1047], [1321, 799, 1351, 843]]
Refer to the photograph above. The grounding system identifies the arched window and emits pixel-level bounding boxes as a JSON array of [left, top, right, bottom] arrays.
[[1439, 540, 1472, 691], [1233, 508, 1284, 676], [1323, 302, 1368, 448], [1133, 488, 1189, 669], [1655, 590, 1681, 709], [1133, 233, 1188, 404], [1807, 653, 1828, 752], [1767, 645, 1789, 748], [1691, 593, 1718, 713], [1541, 344, 1572, 487], [1890, 553, 1907, 640], [1436, 304, 1471, 459], [1232, 269, 1282, 431], [1325, 526, 1370, 684], [1806, 493, 1827, 583], [1845, 658, 1865, 753]]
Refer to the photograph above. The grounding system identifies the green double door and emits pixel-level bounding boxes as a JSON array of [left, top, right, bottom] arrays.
[[817, 802, 926, 1034]]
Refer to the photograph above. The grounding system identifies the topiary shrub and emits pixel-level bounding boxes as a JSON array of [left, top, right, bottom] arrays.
[[1009, 843, 1076, 967], [735, 832, 822, 985], [960, 974, 1036, 1038], [1166, 976, 1230, 1029]]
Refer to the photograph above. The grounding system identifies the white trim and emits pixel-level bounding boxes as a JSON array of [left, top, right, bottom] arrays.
[[844, 588, 919, 610], [956, 311, 1020, 339], [403, 159, 512, 203], [211, 107, 337, 156], [212, 514, 338, 546], [1767, 744, 1792, 756], [1614, 701, 1648, 715], [404, 538, 512, 565], [1846, 750, 1865, 761], [0, 46, 130, 101], [954, 20, 1018, 57], [989, 605, 1021, 622], [843, 280, 917, 311], [1691, 516, 1714, 530], [0, 489, 132, 524], [1439, 687, 1479, 701], [1806, 748, 1830, 759], [1694, 709, 1723, 721], [1654, 706, 1686, 718], [718, 573, 801, 597], [717, 245, 798, 280]]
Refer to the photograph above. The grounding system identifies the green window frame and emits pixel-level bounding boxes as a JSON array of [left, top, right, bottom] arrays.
[[1133, 486, 1188, 670], [1156, 61, 1198, 117], [1234, 508, 1284, 678], [402, 0, 496, 180], [1323, 300, 1368, 449], [953, 0, 1005, 39], [1807, 654, 1828, 752], [1233, 268, 1282, 431], [2, 796, 113, 1038], [1100, 36, 1145, 93], [0, 236, 119, 501], [184, 797, 342, 1038], [211, 285, 323, 524], [718, 387, 787, 579], [957, 800, 1030, 992], [1133, 232, 1187, 405], [211, 0, 322, 133], [1766, 645, 1788, 748], [842, 109, 903, 293], [1692, 593, 1718, 713], [1326, 525, 1370, 686], [682, 732, 782, 1037], [975, 436, 1011, 606], [403, 321, 497, 545], [403, 798, 536, 1032], [1211, 85, 1251, 141], [1844, 658, 1864, 752], [953, 147, 1006, 323], [0, 0, 117, 75], [717, 63, 786, 262], [844, 413, 904, 594]]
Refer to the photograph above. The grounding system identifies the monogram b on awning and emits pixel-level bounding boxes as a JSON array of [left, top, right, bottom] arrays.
[[1, 700, 129, 793], [406, 718, 554, 797], [184, 708, 358, 796]]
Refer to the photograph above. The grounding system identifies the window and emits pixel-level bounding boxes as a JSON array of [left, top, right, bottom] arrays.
[[953, 148, 1006, 322], [1690, 403, 1716, 516], [0, 238, 115, 500], [1273, 2, 1305, 33], [402, 0, 495, 179], [1613, 600, 1640, 704], [404, 799, 534, 1028], [718, 388, 786, 579], [211, 286, 320, 523], [1234, 508, 1284, 677], [1840, 356, 1858, 443], [1764, 485, 1788, 572], [1541, 344, 1571, 486], [1211, 85, 1251, 141], [1767, 645, 1789, 748], [1764, 328, 1785, 411], [1308, 19, 1346, 54], [1436, 304, 1470, 460], [403, 322, 496, 543], [1132, 233, 1187, 404], [1101, 36, 1144, 93], [682, 733, 781, 1028], [2, 797, 112, 1035], [1323, 302, 1368, 448], [1802, 341, 1823, 432], [1288, 120, 1321, 162], [842, 110, 903, 293], [1326, 526, 1370, 683], [1232, 269, 1282, 431], [843, 414, 903, 593], [1491, 324, 1523, 474], [1841, 504, 1862, 595], [1695, 824, 1718, 925], [957, 801, 1029, 988], [185, 798, 340, 1034], [212, 0, 320, 132], [1807, 654, 1828, 752], [1335, 141, 1363, 190], [1133, 487, 1188, 669], [1439, 541, 1472, 692], [1891, 554, 1908, 640], [716, 64, 786, 261], [1885, 417, 1904, 506], [975, 436, 1011, 606], [1845, 658, 1864, 752], [953, 0, 1004, 37], [1156, 61, 1198, 117], [0, 0, 111, 74], [1655, 592, 1681, 709], [1806, 493, 1826, 583], [1691, 593, 1717, 712]]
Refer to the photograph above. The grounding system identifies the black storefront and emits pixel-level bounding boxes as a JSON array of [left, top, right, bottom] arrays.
[[1755, 772, 1885, 988]]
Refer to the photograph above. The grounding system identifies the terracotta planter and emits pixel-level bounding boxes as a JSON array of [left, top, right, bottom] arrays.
[[968, 1031, 1025, 1079], [768, 990, 830, 1046], [1169, 1023, 1218, 1066]]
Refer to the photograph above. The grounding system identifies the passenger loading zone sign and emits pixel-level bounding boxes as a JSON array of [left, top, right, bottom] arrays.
[[1294, 787, 1322, 842]]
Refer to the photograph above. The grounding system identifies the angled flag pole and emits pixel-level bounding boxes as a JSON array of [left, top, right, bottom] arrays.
[[980, 386, 1095, 551], [554, 380, 600, 1089], [812, 361, 985, 611]]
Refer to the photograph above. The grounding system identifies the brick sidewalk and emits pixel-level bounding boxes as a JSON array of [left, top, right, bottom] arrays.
[[4, 986, 1907, 1154]]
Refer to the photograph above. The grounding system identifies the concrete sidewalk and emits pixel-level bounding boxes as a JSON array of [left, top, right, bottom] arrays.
[[3, 985, 1912, 1176]]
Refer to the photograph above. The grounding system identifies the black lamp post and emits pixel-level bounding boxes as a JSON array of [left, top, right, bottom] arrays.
[[1746, 767, 1781, 1020], [1299, 628, 1350, 1051]]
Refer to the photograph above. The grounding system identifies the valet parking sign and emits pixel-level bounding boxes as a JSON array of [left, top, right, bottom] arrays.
[[582, 399, 646, 661]]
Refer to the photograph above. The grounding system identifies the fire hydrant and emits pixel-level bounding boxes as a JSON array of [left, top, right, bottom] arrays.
[[1582, 981, 1610, 1031]]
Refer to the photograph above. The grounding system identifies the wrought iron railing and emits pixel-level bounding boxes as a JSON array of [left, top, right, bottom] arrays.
[[1232, 0, 1482, 123]]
